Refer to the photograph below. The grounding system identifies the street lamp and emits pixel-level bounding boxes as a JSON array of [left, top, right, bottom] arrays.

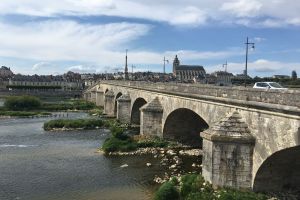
[[244, 37, 255, 87], [163, 56, 169, 74]]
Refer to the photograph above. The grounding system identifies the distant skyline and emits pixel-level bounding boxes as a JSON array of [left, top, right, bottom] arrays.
[[0, 0, 299, 76]]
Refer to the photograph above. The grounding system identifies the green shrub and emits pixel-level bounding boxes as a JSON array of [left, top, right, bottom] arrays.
[[217, 188, 268, 200], [102, 137, 137, 152], [155, 174, 269, 200], [4, 96, 41, 111], [43, 119, 103, 130], [42, 100, 96, 111], [154, 182, 180, 200]]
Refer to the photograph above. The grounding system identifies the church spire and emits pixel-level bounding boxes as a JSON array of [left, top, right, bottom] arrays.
[[125, 49, 129, 80]]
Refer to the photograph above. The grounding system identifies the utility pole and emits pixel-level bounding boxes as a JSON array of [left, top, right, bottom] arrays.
[[163, 56, 169, 74], [223, 61, 228, 72], [131, 65, 136, 80], [244, 37, 255, 87]]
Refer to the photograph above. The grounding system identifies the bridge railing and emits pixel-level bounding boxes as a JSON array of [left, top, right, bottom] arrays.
[[100, 80, 300, 108]]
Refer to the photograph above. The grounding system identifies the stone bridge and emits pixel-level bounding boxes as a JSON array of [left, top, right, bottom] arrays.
[[84, 81, 300, 192]]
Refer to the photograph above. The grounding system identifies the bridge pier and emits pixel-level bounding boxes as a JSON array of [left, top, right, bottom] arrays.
[[140, 97, 163, 137], [91, 90, 97, 103], [96, 91, 104, 107], [104, 90, 115, 116], [201, 111, 255, 189], [117, 94, 131, 124]]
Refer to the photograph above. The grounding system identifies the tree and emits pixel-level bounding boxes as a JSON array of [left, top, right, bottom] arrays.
[[291, 70, 297, 80]]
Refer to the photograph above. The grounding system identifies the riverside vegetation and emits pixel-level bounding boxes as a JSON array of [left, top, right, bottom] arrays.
[[99, 121, 275, 200], [154, 174, 269, 200], [0, 95, 97, 117], [43, 118, 105, 131]]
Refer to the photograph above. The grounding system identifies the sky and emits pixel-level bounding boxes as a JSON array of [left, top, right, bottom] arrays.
[[0, 0, 299, 77]]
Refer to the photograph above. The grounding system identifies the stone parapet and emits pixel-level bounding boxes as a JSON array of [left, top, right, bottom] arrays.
[[100, 80, 300, 108]]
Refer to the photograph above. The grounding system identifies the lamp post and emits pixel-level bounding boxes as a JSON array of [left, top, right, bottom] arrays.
[[163, 56, 169, 74], [244, 37, 255, 87]]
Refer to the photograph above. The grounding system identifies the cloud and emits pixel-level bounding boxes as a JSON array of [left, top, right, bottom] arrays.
[[0, 20, 151, 64], [220, 0, 262, 18], [1, 0, 300, 27], [32, 62, 53, 71], [68, 65, 97, 73], [207, 59, 300, 76]]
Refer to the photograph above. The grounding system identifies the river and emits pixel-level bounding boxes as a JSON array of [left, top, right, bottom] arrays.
[[0, 113, 164, 200]]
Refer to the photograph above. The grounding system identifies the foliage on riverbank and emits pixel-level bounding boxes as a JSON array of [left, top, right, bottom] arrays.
[[43, 118, 104, 131], [0, 110, 51, 117], [155, 174, 269, 200], [43, 100, 96, 111], [4, 95, 41, 111], [101, 126, 176, 153]]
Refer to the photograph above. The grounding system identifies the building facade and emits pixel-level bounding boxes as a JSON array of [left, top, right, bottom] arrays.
[[173, 55, 206, 82], [8, 74, 83, 91], [211, 71, 234, 86]]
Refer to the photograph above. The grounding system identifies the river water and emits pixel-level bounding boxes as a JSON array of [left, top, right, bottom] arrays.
[[0, 113, 164, 200]]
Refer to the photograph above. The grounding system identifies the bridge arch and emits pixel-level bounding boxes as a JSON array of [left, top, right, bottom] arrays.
[[131, 98, 147, 125], [114, 92, 123, 115], [163, 108, 209, 147], [253, 145, 300, 193]]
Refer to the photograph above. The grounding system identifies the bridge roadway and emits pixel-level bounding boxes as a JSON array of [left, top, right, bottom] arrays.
[[84, 81, 300, 193]]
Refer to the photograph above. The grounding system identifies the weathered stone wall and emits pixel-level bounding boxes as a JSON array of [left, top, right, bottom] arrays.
[[104, 91, 115, 116], [96, 91, 104, 107], [140, 110, 163, 136], [90, 91, 97, 103], [117, 95, 131, 124], [89, 81, 300, 189]]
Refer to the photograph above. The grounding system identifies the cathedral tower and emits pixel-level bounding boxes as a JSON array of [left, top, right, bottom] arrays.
[[173, 55, 180, 76]]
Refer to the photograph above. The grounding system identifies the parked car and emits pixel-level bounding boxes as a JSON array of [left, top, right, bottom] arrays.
[[253, 82, 287, 90]]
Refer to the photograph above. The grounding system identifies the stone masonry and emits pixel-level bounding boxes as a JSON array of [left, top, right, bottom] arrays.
[[85, 81, 300, 191], [117, 94, 131, 124], [201, 111, 255, 189], [104, 90, 115, 116], [140, 97, 163, 136], [96, 91, 104, 107]]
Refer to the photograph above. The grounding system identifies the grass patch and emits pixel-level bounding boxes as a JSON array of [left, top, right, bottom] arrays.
[[43, 118, 104, 131], [154, 174, 269, 200]]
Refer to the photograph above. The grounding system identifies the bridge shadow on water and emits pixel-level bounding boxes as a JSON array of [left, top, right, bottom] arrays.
[[163, 108, 209, 148]]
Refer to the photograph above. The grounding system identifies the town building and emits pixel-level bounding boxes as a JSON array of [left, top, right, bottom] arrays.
[[272, 75, 290, 79], [173, 55, 206, 82], [211, 71, 234, 86], [0, 66, 14, 78], [8, 73, 83, 91], [0, 66, 14, 89]]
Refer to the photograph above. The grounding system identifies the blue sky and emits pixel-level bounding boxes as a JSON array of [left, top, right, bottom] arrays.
[[0, 0, 299, 77]]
